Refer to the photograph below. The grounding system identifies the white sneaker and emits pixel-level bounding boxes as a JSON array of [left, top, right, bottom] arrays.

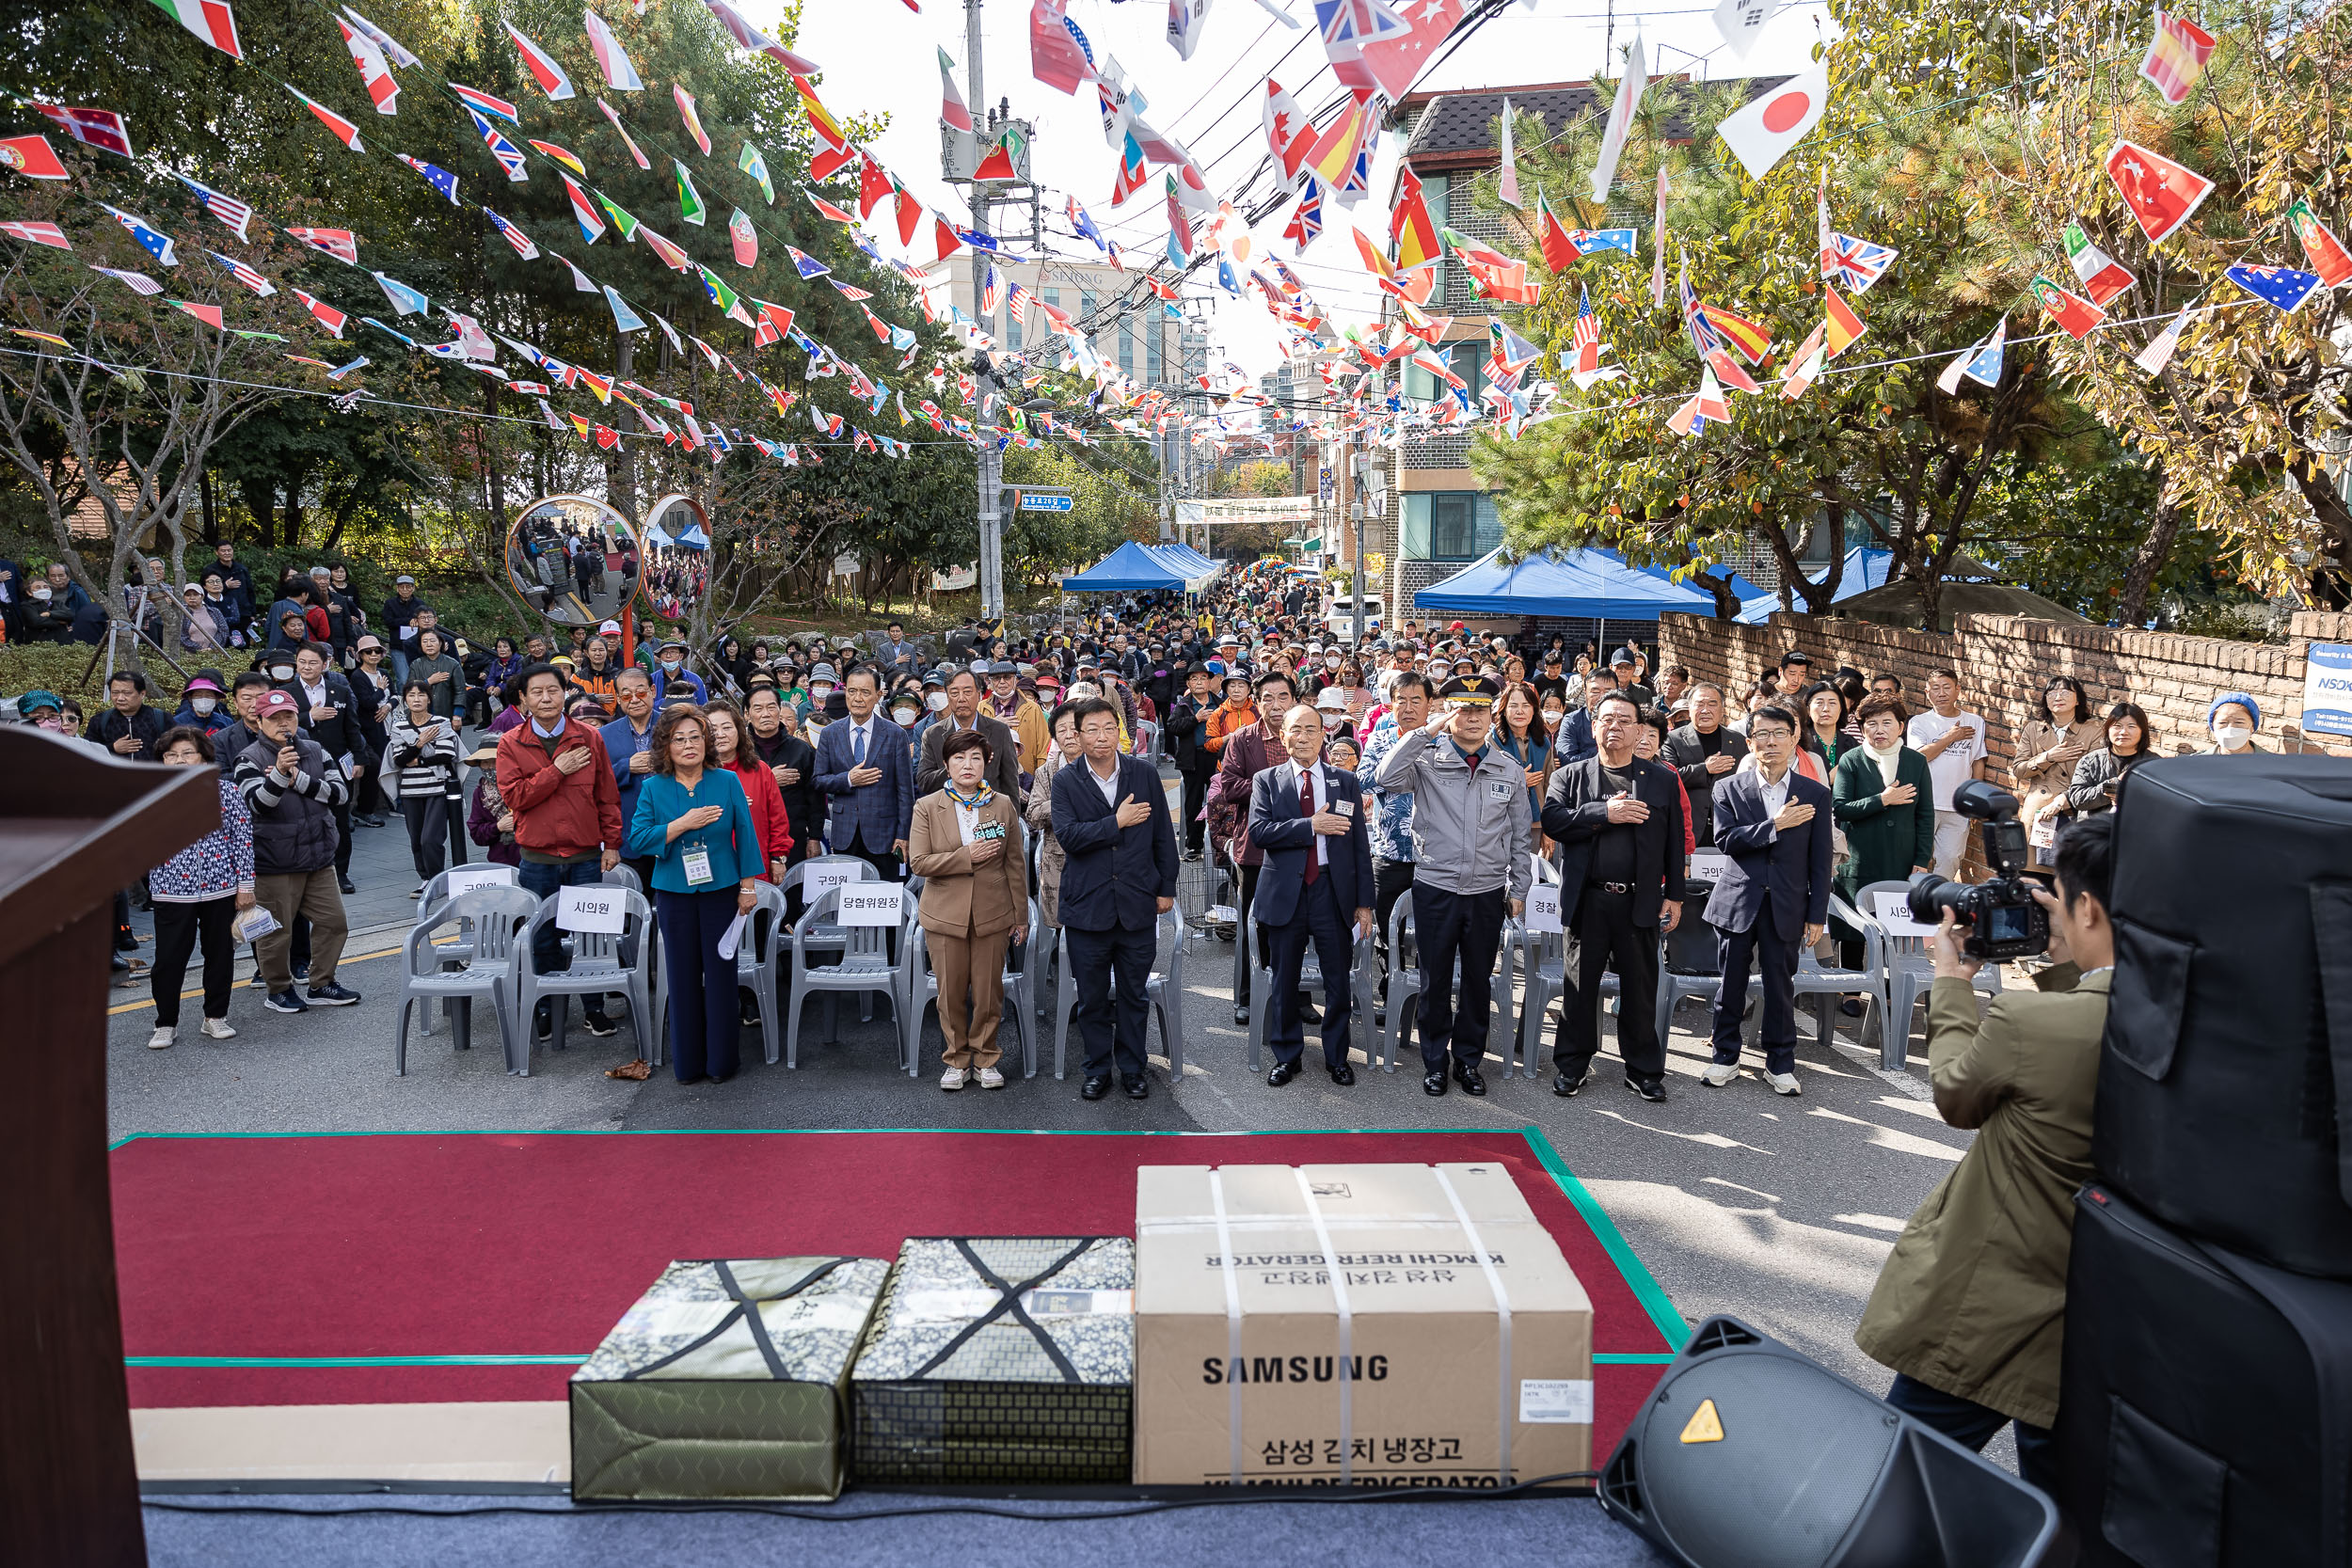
[[977, 1066, 1006, 1089], [1765, 1069, 1803, 1097], [199, 1018, 238, 1040], [940, 1066, 967, 1091], [1700, 1061, 1739, 1087], [147, 1026, 175, 1050]]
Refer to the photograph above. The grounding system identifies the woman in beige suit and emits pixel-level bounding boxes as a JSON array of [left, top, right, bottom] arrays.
[[908, 728, 1029, 1090]]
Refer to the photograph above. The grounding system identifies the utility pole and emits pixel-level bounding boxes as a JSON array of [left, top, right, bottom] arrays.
[[967, 0, 1004, 624]]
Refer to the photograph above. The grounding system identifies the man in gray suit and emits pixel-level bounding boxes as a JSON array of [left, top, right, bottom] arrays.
[[1661, 682, 1749, 847], [916, 667, 1022, 801]]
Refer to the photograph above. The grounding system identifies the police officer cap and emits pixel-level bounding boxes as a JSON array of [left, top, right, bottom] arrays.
[[1438, 674, 1499, 707]]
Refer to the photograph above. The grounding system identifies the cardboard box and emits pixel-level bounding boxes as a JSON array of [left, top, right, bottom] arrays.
[[570, 1256, 891, 1500], [1135, 1163, 1592, 1487], [850, 1237, 1135, 1484]]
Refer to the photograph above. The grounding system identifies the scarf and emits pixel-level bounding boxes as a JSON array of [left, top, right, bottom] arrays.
[[945, 783, 993, 812], [1866, 738, 1903, 789]]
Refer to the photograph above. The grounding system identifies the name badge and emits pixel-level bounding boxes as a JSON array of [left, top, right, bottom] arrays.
[[681, 847, 714, 886], [1487, 780, 1516, 800]]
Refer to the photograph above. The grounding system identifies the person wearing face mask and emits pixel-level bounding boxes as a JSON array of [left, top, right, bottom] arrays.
[[174, 673, 234, 736], [2203, 691, 2264, 755], [651, 640, 708, 705], [22, 566, 78, 643], [918, 669, 1022, 802], [803, 663, 838, 725], [17, 688, 70, 730]]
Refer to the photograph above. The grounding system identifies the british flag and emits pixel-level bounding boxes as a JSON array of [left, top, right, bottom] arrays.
[[1572, 284, 1601, 374], [1821, 230, 1897, 293], [466, 107, 529, 182], [174, 175, 253, 241], [1284, 178, 1324, 253]]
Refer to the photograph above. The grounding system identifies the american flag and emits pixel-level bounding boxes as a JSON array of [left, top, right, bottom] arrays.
[[484, 209, 539, 259], [982, 264, 1004, 314], [207, 249, 276, 296], [175, 175, 252, 241], [1005, 281, 1038, 324], [91, 263, 163, 293], [1572, 284, 1601, 374]]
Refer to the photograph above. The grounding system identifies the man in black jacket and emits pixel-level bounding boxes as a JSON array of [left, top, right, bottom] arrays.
[[746, 686, 823, 887], [1164, 664, 1216, 859], [234, 689, 358, 1014], [89, 670, 170, 760], [292, 641, 370, 893], [1661, 683, 1748, 847], [1544, 691, 1686, 1102]]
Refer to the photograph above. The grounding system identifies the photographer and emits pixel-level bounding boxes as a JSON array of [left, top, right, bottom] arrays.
[[1852, 812, 2113, 1494]]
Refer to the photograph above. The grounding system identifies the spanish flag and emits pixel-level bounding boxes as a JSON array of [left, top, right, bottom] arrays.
[[1823, 284, 1867, 358]]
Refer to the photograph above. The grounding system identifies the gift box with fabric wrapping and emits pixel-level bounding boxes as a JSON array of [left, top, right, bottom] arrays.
[[570, 1256, 892, 1500], [850, 1237, 1136, 1484]]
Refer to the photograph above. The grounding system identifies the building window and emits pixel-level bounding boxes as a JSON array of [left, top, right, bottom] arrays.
[[1120, 317, 1135, 375], [1401, 491, 1501, 562], [1401, 340, 1485, 404], [1004, 303, 1020, 351], [1146, 317, 1162, 383]]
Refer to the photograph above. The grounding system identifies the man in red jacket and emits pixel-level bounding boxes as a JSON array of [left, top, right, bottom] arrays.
[[496, 661, 627, 1040]]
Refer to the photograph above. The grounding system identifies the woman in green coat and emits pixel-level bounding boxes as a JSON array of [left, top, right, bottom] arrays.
[[1832, 692, 1935, 969]]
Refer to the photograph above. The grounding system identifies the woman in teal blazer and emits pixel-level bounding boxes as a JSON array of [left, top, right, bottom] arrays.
[[1831, 693, 1936, 970], [625, 705, 760, 1084]]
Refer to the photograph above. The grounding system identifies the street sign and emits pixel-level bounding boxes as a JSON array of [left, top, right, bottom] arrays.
[[1018, 492, 1074, 513]]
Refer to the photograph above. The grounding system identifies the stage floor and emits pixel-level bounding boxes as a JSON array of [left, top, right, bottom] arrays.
[[110, 1126, 1684, 1489]]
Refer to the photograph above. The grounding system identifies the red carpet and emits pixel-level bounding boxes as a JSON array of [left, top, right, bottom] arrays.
[[112, 1128, 1682, 1458]]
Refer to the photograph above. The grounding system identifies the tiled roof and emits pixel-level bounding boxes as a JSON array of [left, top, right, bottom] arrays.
[[1399, 75, 1793, 169]]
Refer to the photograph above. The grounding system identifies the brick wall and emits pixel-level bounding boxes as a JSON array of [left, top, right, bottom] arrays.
[[1657, 609, 2352, 791]]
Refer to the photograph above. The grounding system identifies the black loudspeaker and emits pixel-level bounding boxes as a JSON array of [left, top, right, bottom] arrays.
[[2095, 755, 2352, 1277], [1599, 1318, 2058, 1568], [2058, 1182, 2352, 1568]]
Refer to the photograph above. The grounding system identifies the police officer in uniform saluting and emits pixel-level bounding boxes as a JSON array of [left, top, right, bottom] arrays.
[[1371, 674, 1532, 1097]]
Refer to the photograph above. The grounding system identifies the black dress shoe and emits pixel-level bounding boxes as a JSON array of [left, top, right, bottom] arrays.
[[1422, 1069, 1448, 1097], [1626, 1074, 1669, 1103], [1122, 1075, 1150, 1100], [1081, 1074, 1114, 1101], [1453, 1062, 1486, 1097], [1267, 1060, 1300, 1087], [1296, 997, 1322, 1023], [1328, 1062, 1356, 1087], [1232, 1005, 1250, 1026], [1554, 1068, 1594, 1097], [337, 875, 357, 895]]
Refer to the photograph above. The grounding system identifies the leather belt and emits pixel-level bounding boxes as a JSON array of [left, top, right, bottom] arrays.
[[1587, 880, 1634, 895]]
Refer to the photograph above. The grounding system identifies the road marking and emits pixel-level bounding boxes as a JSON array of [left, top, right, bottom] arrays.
[[1700, 1176, 1781, 1203], [107, 942, 415, 1017]]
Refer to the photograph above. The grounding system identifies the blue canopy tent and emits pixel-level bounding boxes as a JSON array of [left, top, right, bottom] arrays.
[[1414, 546, 1759, 620], [1734, 547, 1894, 624], [1061, 539, 1194, 592], [1151, 542, 1223, 584]]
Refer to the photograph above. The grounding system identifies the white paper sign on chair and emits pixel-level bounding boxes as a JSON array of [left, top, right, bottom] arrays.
[[1525, 882, 1564, 933], [1871, 889, 1939, 939], [836, 885, 902, 927], [444, 863, 516, 897], [557, 884, 628, 934], [804, 864, 859, 902], [1689, 849, 1731, 882]]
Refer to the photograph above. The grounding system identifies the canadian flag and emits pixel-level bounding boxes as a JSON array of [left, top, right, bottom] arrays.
[[1263, 80, 1311, 180], [336, 18, 401, 114]]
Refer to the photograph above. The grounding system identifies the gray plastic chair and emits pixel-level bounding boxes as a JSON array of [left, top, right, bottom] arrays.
[[1756, 893, 1886, 1053], [904, 900, 1041, 1079], [1496, 852, 1560, 1058], [393, 884, 540, 1076], [1656, 889, 1736, 1058], [413, 864, 521, 1034], [1377, 893, 1425, 1072], [1855, 879, 2001, 1070], [786, 885, 903, 1069], [1242, 886, 1371, 1073], [1054, 908, 1186, 1080], [517, 885, 656, 1066], [655, 879, 787, 1069]]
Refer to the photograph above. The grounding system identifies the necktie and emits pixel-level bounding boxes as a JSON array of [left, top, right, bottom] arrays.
[[852, 724, 866, 767], [1300, 768, 1320, 887]]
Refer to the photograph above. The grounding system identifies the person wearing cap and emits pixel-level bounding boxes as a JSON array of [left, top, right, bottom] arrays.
[[1372, 673, 1531, 1097], [178, 581, 231, 654], [650, 640, 708, 705], [2203, 691, 2264, 754], [803, 662, 839, 724], [173, 672, 233, 736], [1609, 649, 1656, 710], [1165, 663, 1219, 860], [917, 668, 1021, 802], [234, 688, 358, 1013], [465, 740, 521, 868], [144, 724, 255, 1048], [1545, 689, 1687, 1102], [380, 575, 426, 682], [985, 659, 1048, 777], [16, 688, 68, 730]]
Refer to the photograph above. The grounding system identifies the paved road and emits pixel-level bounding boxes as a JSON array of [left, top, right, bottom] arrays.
[[109, 753, 1979, 1400]]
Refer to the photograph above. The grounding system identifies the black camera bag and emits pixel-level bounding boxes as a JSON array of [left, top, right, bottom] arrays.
[[2095, 753, 2352, 1277]]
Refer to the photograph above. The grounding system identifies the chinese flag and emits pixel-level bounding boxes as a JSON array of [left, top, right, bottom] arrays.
[[2104, 139, 2214, 245]]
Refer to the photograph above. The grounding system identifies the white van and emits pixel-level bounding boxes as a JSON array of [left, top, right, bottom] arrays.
[[1324, 596, 1384, 638]]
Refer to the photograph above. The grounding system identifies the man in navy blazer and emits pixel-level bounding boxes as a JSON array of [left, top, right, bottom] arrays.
[[1051, 695, 1180, 1101], [813, 665, 914, 882], [1702, 702, 1834, 1097], [1248, 705, 1375, 1086]]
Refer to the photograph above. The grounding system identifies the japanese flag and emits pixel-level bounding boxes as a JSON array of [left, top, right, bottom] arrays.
[[1714, 58, 1830, 181]]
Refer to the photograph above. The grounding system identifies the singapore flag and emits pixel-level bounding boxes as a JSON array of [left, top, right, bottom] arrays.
[[1715, 58, 1831, 181]]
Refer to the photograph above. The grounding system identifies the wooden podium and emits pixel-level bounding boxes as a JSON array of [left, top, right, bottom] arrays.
[[0, 725, 220, 1565]]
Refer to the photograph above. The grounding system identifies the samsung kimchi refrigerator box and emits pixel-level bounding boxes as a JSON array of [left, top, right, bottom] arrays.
[[569, 1257, 893, 1500], [1134, 1163, 1593, 1487], [849, 1237, 1136, 1484]]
